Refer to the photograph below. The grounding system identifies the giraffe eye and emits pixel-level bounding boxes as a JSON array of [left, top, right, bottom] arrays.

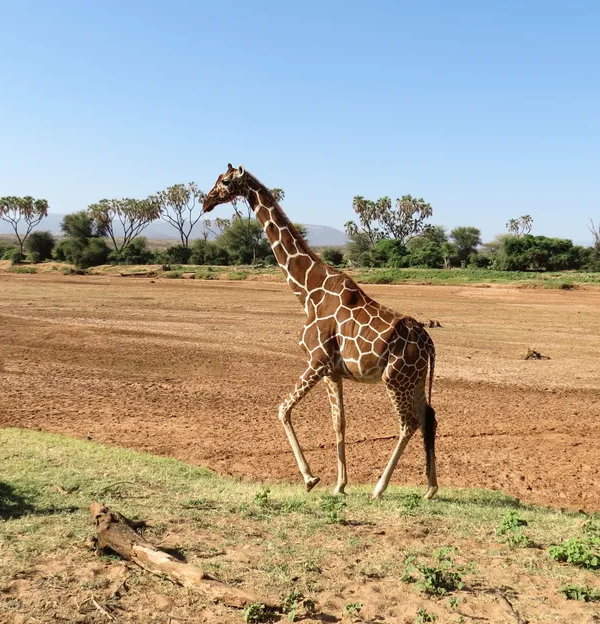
[[222, 178, 231, 187]]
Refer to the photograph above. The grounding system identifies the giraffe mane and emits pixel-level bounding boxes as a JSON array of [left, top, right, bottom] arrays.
[[244, 170, 318, 261]]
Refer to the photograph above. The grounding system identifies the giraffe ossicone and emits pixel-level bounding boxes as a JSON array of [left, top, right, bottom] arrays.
[[203, 164, 439, 500]]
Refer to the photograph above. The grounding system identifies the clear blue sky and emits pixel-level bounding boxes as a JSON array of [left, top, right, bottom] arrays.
[[1, 0, 598, 243]]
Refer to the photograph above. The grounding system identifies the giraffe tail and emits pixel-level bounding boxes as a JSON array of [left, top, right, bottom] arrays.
[[424, 344, 436, 477], [424, 404, 436, 478], [427, 343, 435, 406]]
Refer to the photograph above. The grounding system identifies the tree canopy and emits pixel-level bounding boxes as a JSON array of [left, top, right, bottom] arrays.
[[89, 198, 160, 253], [156, 183, 206, 247], [57, 211, 110, 269], [450, 226, 482, 264], [506, 215, 533, 236], [0, 196, 49, 258], [345, 195, 433, 245]]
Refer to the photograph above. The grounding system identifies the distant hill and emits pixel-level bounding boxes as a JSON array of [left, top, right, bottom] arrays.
[[0, 214, 348, 247]]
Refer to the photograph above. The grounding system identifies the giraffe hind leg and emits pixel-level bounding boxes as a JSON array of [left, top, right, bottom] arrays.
[[324, 375, 347, 495], [372, 379, 418, 500], [423, 404, 438, 499]]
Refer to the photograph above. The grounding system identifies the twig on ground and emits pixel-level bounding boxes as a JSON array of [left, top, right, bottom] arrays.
[[91, 597, 116, 622], [498, 594, 528, 624]]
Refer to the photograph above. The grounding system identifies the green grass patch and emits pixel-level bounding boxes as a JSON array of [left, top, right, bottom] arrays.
[[7, 266, 37, 274], [227, 271, 249, 280], [496, 510, 533, 547], [353, 267, 600, 286], [163, 270, 186, 279], [2, 428, 600, 622], [192, 269, 216, 280], [559, 585, 600, 602]]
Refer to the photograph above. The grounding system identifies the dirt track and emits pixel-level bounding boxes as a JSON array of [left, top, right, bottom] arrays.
[[1, 273, 599, 511]]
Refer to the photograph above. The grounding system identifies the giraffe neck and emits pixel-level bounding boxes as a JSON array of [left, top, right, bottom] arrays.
[[243, 176, 327, 307]]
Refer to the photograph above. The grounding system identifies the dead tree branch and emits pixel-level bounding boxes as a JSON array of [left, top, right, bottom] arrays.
[[89, 502, 275, 609]]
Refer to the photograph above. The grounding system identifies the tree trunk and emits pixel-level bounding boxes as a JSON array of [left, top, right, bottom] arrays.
[[90, 502, 275, 609]]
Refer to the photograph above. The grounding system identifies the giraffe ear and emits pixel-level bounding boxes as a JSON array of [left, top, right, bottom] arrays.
[[236, 165, 245, 177]]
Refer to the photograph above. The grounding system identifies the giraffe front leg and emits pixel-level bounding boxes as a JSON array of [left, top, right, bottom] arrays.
[[278, 363, 327, 491], [324, 376, 347, 495]]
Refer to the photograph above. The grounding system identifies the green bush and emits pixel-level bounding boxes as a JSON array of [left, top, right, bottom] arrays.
[[321, 247, 344, 266], [0, 241, 17, 260], [29, 251, 42, 264], [108, 237, 155, 265], [346, 231, 374, 266], [371, 238, 408, 267], [189, 239, 230, 265], [217, 218, 270, 265], [585, 244, 600, 271], [77, 238, 110, 269], [469, 252, 491, 268], [55, 237, 110, 269], [9, 249, 23, 265], [406, 241, 444, 268], [55, 212, 110, 269], [54, 239, 72, 262], [165, 244, 192, 265], [25, 230, 55, 261]]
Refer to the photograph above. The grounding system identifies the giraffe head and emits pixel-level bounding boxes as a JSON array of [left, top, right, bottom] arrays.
[[202, 163, 247, 213]]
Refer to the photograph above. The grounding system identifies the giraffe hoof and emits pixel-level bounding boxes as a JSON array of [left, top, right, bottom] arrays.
[[332, 486, 347, 496], [306, 476, 320, 492], [423, 486, 438, 500], [371, 491, 383, 500]]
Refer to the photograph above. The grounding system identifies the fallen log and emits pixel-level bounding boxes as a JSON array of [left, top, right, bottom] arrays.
[[119, 271, 158, 278], [90, 502, 275, 609]]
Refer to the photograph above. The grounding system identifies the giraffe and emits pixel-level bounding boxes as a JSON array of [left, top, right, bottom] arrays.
[[202, 164, 438, 500]]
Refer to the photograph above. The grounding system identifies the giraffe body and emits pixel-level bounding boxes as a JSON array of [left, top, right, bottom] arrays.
[[203, 165, 438, 499]]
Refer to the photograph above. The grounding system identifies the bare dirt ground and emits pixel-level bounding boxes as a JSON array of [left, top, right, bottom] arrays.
[[1, 271, 600, 512]]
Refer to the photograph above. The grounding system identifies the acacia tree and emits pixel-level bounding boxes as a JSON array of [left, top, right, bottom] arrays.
[[196, 219, 214, 243], [226, 187, 287, 263], [0, 196, 49, 259], [217, 214, 269, 264], [506, 215, 533, 236], [89, 197, 160, 253], [345, 195, 433, 245], [156, 183, 206, 247], [450, 226, 482, 264]]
